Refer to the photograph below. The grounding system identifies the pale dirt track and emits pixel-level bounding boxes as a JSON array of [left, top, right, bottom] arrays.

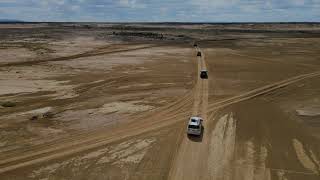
[[0, 44, 160, 67], [207, 70, 320, 112], [168, 47, 209, 180], [1, 46, 320, 178]]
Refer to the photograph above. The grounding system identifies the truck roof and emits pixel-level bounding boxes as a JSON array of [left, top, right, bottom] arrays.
[[189, 117, 201, 126]]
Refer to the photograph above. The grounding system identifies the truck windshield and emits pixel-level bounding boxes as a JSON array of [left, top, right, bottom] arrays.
[[188, 125, 200, 129]]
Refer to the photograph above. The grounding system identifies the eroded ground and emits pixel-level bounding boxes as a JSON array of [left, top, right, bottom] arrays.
[[1, 23, 320, 180]]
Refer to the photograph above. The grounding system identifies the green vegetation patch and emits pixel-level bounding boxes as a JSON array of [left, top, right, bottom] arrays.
[[1, 101, 17, 107]]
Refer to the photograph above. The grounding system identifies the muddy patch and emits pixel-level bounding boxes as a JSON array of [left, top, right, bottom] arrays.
[[118, 83, 153, 89], [99, 101, 154, 114], [292, 139, 319, 174], [28, 138, 156, 179], [49, 37, 110, 57], [0, 79, 77, 99], [208, 113, 236, 179], [0, 106, 56, 124], [0, 48, 36, 64], [296, 106, 320, 117], [55, 101, 153, 130], [0, 65, 77, 99]]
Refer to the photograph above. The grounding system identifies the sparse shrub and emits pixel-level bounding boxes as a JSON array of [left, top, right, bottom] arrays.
[[30, 115, 39, 121], [113, 31, 164, 39], [1, 101, 16, 107], [43, 111, 54, 118]]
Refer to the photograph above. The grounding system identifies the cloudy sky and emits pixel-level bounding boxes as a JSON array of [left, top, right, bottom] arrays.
[[0, 0, 319, 22]]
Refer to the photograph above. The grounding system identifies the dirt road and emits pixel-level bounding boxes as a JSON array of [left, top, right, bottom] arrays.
[[168, 47, 210, 180]]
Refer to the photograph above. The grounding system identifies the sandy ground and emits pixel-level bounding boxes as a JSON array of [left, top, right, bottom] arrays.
[[0, 23, 320, 180], [0, 48, 37, 64]]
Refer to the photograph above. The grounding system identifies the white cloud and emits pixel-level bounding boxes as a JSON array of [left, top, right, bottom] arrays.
[[71, 5, 80, 11], [118, 0, 146, 8], [291, 0, 305, 6], [190, 0, 240, 8], [41, 0, 65, 6], [0, 0, 319, 22], [95, 4, 106, 8], [159, 7, 168, 16]]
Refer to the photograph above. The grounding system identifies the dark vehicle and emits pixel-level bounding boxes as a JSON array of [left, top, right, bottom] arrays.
[[200, 70, 208, 79], [197, 51, 201, 56], [193, 43, 197, 47]]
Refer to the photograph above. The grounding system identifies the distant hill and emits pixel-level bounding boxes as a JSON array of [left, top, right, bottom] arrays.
[[0, 19, 24, 23]]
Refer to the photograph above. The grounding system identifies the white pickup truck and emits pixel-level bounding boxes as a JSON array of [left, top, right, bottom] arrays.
[[187, 117, 203, 136]]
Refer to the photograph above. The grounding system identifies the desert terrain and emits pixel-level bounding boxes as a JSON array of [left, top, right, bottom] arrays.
[[0, 23, 320, 180]]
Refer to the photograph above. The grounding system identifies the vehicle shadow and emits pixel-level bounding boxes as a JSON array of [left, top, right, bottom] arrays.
[[187, 127, 204, 142]]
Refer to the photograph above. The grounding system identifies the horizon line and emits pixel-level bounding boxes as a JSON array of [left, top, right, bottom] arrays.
[[1, 21, 320, 24]]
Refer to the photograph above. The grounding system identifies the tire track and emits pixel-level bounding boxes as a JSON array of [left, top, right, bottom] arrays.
[[228, 51, 318, 69], [0, 89, 194, 171], [0, 107, 193, 174], [0, 81, 192, 160], [207, 71, 320, 112], [0, 44, 160, 67]]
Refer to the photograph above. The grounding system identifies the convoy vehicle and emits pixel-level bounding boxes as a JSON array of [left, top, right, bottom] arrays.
[[200, 70, 208, 79], [187, 117, 203, 136]]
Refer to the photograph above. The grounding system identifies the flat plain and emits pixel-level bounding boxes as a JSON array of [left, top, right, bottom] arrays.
[[1, 23, 320, 180]]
